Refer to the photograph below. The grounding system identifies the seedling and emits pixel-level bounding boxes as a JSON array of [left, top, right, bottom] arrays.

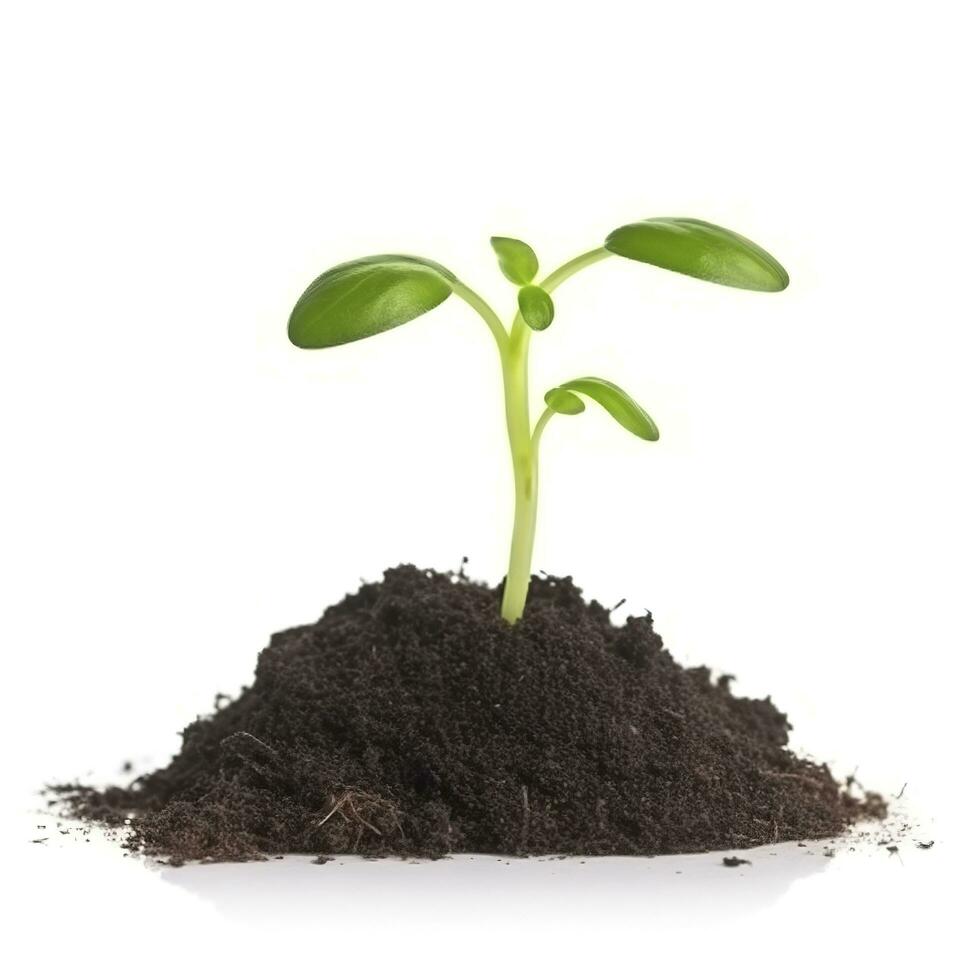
[[288, 218, 788, 623]]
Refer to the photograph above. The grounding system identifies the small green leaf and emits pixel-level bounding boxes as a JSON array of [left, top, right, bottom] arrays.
[[605, 218, 789, 292], [558, 377, 659, 441], [544, 388, 585, 415], [288, 254, 456, 349], [490, 237, 539, 285], [518, 285, 554, 331]]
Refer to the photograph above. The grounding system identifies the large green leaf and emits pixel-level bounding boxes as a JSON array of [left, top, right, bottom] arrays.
[[605, 218, 788, 292], [288, 254, 456, 349], [518, 285, 555, 331], [491, 237, 539, 285], [558, 377, 659, 441]]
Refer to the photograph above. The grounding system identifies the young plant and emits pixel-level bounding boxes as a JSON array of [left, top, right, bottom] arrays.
[[288, 218, 788, 623]]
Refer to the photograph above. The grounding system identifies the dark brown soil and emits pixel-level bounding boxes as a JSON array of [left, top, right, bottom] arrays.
[[52, 565, 884, 863]]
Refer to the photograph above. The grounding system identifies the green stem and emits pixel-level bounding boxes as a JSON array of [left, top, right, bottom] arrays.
[[499, 316, 535, 623], [531, 407, 555, 455], [539, 246, 611, 292], [451, 280, 509, 353], [500, 402, 561, 622], [499, 248, 612, 622], [454, 249, 613, 624]]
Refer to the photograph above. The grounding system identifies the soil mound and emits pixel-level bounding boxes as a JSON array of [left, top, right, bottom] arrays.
[[54, 566, 883, 862]]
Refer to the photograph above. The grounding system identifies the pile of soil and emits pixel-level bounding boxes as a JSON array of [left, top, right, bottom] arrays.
[[54, 565, 883, 862]]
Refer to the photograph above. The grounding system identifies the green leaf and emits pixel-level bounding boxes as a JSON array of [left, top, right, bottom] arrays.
[[288, 254, 456, 349], [490, 237, 539, 285], [544, 388, 585, 415], [605, 218, 789, 292], [558, 377, 659, 441], [518, 285, 554, 331]]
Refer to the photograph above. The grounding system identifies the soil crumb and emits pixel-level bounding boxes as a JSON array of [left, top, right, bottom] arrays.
[[50, 565, 884, 862]]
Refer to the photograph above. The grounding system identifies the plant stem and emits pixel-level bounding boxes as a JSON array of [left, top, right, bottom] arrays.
[[539, 247, 611, 292], [451, 280, 509, 354], [499, 248, 612, 622], [500, 316, 536, 623], [454, 247, 614, 624]]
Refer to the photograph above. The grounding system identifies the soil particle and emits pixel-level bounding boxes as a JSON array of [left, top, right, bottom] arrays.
[[51, 565, 884, 863], [722, 856, 751, 867]]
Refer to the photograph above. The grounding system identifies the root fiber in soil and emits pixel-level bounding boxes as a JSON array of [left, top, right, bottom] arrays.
[[53, 565, 883, 862]]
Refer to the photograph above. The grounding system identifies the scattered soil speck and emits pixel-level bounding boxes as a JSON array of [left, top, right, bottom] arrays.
[[722, 856, 751, 867]]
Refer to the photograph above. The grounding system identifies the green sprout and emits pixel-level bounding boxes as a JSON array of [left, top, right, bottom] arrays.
[[288, 218, 788, 624]]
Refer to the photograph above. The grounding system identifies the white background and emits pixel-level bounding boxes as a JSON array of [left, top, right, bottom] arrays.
[[1, 1, 976, 975]]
